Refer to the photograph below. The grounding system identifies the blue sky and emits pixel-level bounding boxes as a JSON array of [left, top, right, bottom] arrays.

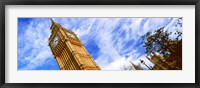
[[18, 18, 182, 70]]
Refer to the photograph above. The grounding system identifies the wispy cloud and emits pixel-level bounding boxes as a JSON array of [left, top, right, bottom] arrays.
[[18, 18, 59, 70], [18, 18, 182, 70]]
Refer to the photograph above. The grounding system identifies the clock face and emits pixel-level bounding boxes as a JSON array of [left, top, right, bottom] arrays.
[[51, 34, 59, 49], [66, 32, 76, 38]]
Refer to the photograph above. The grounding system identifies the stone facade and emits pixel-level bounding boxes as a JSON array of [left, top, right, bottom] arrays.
[[48, 19, 101, 70], [146, 53, 172, 70]]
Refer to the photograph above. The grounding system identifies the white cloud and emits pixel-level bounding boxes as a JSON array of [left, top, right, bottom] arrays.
[[75, 18, 179, 70], [18, 18, 54, 70], [19, 18, 181, 70]]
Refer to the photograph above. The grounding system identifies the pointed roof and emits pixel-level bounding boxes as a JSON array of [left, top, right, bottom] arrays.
[[49, 18, 74, 33], [50, 18, 55, 24], [50, 18, 55, 30], [49, 18, 62, 30], [129, 61, 143, 70]]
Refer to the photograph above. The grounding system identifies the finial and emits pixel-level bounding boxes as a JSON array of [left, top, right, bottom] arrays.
[[50, 18, 54, 23], [129, 61, 133, 64], [50, 18, 55, 30]]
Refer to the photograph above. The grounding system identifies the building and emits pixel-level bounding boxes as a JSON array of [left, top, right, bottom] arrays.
[[146, 52, 172, 70], [48, 19, 101, 70], [129, 61, 143, 70]]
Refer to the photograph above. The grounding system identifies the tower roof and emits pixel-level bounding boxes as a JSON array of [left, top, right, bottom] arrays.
[[129, 61, 143, 70], [50, 18, 56, 30], [50, 18, 54, 23], [49, 18, 74, 33], [50, 18, 62, 30]]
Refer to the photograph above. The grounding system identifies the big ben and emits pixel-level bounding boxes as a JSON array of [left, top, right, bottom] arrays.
[[48, 19, 101, 70]]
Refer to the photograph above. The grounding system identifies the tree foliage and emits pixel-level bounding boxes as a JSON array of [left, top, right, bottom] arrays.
[[142, 18, 182, 69]]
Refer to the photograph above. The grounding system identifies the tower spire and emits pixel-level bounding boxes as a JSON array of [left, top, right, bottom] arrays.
[[129, 61, 143, 70], [50, 18, 56, 30], [50, 18, 54, 24], [48, 20, 101, 70]]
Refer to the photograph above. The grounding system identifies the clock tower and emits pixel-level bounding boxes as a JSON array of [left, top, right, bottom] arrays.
[[48, 19, 101, 70]]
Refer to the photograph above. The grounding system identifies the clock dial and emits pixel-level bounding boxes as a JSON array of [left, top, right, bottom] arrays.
[[51, 34, 59, 49]]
